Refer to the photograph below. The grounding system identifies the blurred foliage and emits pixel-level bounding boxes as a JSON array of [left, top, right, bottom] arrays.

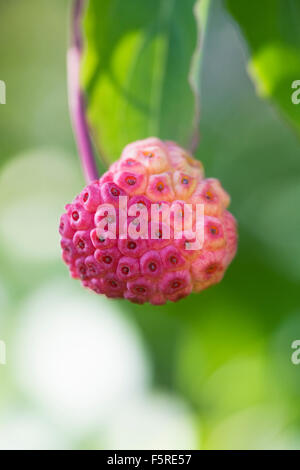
[[82, 0, 197, 162], [227, 0, 300, 134], [0, 0, 75, 169]]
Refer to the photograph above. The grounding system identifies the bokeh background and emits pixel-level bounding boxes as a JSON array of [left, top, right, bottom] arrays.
[[0, 0, 300, 450]]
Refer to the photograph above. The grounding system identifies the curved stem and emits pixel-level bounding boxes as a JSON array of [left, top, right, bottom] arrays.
[[67, 0, 99, 183]]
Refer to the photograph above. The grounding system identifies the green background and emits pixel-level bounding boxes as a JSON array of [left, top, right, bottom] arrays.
[[0, 0, 300, 449]]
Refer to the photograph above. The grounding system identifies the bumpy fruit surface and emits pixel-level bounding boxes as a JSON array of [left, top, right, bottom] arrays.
[[59, 138, 237, 305]]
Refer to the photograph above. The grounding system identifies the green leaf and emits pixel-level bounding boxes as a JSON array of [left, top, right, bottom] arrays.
[[82, 0, 198, 164], [189, 0, 211, 150], [226, 0, 300, 134]]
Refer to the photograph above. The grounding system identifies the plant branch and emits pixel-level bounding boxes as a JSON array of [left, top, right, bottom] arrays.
[[67, 0, 99, 183]]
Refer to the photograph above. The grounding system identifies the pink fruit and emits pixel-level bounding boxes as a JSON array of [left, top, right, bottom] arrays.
[[59, 138, 238, 305]]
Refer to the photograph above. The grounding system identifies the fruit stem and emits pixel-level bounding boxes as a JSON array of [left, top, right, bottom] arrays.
[[67, 0, 99, 183]]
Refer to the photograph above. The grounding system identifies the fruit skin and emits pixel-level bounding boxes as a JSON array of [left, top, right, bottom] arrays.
[[59, 138, 238, 305]]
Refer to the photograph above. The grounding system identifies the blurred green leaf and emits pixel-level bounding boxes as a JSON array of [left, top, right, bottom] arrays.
[[82, 0, 198, 163], [239, 178, 300, 282], [176, 292, 264, 410], [226, 0, 300, 134], [189, 0, 211, 150], [206, 404, 291, 450]]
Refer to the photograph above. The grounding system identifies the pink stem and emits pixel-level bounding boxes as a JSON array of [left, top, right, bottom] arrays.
[[67, 0, 99, 183]]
